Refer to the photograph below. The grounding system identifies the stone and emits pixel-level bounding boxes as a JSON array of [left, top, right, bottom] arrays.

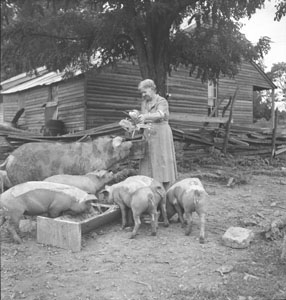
[[222, 226, 254, 249]]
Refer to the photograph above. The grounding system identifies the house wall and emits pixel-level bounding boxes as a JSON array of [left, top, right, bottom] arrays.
[[167, 66, 209, 129], [57, 77, 85, 132], [168, 61, 274, 129], [2, 77, 85, 133], [85, 61, 215, 130], [85, 61, 142, 129], [2, 89, 38, 130], [228, 61, 274, 126], [2, 60, 273, 133], [84, 60, 272, 130]]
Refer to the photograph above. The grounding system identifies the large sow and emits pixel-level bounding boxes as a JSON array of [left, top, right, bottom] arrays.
[[0, 136, 132, 187]]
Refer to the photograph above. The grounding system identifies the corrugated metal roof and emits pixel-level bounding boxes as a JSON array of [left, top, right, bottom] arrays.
[[0, 67, 49, 92], [1, 66, 47, 85], [0, 71, 65, 94]]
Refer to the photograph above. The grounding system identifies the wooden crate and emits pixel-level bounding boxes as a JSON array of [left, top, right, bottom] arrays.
[[37, 204, 120, 252]]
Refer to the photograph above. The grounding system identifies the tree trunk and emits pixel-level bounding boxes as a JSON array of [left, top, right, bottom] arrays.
[[131, 14, 170, 98]]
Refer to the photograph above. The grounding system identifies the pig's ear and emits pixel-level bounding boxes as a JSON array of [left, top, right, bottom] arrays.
[[98, 188, 109, 196], [97, 169, 112, 178], [112, 136, 123, 148], [152, 183, 166, 198], [97, 188, 110, 202], [82, 194, 98, 203]]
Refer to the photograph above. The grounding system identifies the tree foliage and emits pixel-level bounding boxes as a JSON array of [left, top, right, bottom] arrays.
[[275, 0, 286, 21], [1, 0, 274, 95], [253, 91, 272, 122], [254, 62, 286, 122], [267, 62, 286, 111]]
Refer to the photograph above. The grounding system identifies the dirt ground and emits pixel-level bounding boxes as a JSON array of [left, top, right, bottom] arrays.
[[1, 158, 286, 300]]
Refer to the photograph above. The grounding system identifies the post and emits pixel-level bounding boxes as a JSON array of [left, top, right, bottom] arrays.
[[270, 108, 278, 162], [223, 86, 239, 155], [271, 88, 275, 129]]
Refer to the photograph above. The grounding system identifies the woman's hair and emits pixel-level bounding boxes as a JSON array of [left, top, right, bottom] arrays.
[[138, 79, 156, 91]]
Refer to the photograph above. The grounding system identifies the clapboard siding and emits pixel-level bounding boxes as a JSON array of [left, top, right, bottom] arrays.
[[3, 93, 21, 124], [168, 66, 208, 115], [85, 62, 142, 129], [57, 78, 85, 132], [1, 60, 274, 134], [237, 61, 274, 89], [3, 87, 48, 132], [2, 77, 85, 134], [24, 87, 49, 132], [168, 66, 209, 129], [84, 60, 273, 130]]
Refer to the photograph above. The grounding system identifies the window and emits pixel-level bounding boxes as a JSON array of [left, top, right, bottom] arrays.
[[208, 80, 218, 116]]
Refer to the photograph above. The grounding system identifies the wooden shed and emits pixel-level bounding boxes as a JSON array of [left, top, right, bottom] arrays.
[[0, 60, 275, 135]]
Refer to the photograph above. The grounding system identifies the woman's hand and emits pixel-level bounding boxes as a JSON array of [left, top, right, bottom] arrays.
[[129, 110, 140, 119], [138, 114, 145, 123]]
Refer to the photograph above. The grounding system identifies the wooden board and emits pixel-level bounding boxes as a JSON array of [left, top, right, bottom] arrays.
[[37, 217, 82, 252], [37, 204, 120, 252], [170, 113, 229, 124], [81, 204, 121, 234]]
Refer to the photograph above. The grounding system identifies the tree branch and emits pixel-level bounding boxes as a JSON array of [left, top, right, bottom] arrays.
[[27, 32, 92, 41]]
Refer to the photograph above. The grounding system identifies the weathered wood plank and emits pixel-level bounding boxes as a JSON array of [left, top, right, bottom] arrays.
[[37, 204, 120, 252], [81, 204, 121, 234], [37, 217, 82, 252], [170, 113, 229, 124]]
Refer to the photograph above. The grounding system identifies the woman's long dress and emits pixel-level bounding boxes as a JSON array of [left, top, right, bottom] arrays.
[[139, 95, 177, 183]]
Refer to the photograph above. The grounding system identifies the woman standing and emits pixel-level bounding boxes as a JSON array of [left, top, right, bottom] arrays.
[[138, 79, 177, 190]]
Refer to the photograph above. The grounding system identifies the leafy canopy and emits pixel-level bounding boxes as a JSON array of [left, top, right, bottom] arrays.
[[267, 62, 286, 111], [0, 0, 278, 94]]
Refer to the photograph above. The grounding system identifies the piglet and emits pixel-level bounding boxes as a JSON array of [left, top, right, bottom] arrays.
[[44, 170, 114, 195], [166, 178, 208, 243], [129, 184, 166, 238], [98, 175, 169, 230], [0, 181, 97, 243]]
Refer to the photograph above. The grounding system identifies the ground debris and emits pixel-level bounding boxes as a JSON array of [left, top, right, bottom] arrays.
[[258, 214, 286, 240], [215, 265, 234, 276], [182, 170, 251, 186]]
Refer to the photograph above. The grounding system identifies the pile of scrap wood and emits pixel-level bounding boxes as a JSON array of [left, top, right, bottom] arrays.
[[1, 122, 286, 163], [172, 124, 286, 159]]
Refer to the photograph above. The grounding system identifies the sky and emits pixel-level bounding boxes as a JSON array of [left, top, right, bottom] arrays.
[[240, 0, 286, 71]]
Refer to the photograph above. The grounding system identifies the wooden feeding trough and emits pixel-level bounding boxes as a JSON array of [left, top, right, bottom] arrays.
[[37, 204, 120, 252]]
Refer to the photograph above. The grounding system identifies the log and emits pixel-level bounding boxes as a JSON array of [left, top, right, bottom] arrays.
[[170, 113, 229, 124]]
